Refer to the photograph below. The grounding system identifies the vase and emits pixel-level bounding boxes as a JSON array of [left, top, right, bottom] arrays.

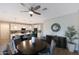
[[67, 42, 75, 52]]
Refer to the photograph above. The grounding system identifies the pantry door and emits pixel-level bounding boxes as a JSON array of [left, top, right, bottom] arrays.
[[0, 23, 10, 45]]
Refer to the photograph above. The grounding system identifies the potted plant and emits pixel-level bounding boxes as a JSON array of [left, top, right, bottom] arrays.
[[65, 26, 77, 52]]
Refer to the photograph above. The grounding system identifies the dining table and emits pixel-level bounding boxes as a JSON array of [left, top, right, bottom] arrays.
[[16, 39, 48, 55]]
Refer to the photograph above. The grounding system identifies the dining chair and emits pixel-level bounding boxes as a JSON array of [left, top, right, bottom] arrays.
[[13, 35, 22, 46], [1, 35, 22, 55], [8, 35, 22, 54], [1, 44, 10, 55], [50, 40, 56, 54], [8, 39, 18, 54], [38, 40, 56, 55]]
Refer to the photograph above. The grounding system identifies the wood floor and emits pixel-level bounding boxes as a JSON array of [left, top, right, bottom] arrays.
[[0, 47, 79, 55], [54, 48, 78, 55]]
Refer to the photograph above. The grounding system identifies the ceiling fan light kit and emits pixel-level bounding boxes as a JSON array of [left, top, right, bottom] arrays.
[[30, 14, 33, 17], [29, 11, 33, 17]]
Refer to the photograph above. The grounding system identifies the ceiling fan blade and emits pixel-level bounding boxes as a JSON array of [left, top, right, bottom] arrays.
[[20, 3, 26, 7], [30, 6, 41, 15], [34, 5, 41, 10], [42, 8, 47, 10], [32, 10, 41, 15], [21, 11, 29, 12]]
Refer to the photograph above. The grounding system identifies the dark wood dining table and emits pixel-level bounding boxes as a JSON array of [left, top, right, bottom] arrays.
[[16, 39, 48, 55]]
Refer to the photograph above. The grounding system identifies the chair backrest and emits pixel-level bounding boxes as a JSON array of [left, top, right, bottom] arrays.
[[50, 40, 56, 48], [50, 40, 56, 54], [12, 36, 21, 48], [8, 40, 18, 54], [46, 35, 53, 45]]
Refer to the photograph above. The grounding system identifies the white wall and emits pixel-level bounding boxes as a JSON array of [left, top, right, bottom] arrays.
[[42, 12, 79, 51], [43, 12, 79, 37]]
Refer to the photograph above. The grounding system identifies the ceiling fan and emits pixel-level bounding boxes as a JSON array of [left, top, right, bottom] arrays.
[[20, 3, 47, 17]]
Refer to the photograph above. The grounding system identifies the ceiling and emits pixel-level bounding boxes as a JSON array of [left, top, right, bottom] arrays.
[[0, 3, 79, 23]]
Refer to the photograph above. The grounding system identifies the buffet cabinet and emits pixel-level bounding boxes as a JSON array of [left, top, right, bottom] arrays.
[[46, 35, 67, 48]]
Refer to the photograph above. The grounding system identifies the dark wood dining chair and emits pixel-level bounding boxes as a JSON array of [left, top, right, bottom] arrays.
[[12, 36, 23, 55], [39, 35, 56, 55], [38, 40, 56, 55]]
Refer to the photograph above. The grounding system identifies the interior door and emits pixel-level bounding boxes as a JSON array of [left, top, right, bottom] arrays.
[[0, 23, 10, 45]]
